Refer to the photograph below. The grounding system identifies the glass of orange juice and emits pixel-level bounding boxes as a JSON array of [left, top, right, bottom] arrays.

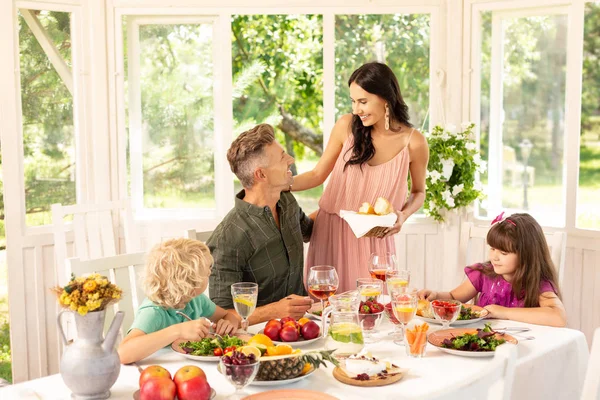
[[390, 287, 418, 345]]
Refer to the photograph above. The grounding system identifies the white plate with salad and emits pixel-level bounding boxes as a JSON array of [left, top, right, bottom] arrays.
[[171, 335, 247, 362]]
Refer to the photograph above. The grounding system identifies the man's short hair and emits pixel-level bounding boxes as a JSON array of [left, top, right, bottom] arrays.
[[227, 123, 275, 188]]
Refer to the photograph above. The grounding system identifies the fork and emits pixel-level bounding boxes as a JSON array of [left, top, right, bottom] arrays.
[[175, 311, 224, 341]]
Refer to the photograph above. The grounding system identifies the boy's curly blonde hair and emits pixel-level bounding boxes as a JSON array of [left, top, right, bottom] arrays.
[[143, 238, 213, 309]]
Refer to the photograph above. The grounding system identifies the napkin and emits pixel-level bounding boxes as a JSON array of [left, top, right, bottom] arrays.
[[339, 210, 397, 238]]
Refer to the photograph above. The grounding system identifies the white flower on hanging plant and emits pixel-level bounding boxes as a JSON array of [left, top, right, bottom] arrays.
[[461, 121, 473, 129], [442, 190, 455, 208], [452, 183, 464, 196], [440, 158, 455, 180], [477, 160, 488, 174], [428, 169, 442, 183], [445, 123, 457, 134], [465, 142, 477, 151]]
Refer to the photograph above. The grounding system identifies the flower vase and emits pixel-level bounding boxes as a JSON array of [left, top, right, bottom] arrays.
[[57, 309, 124, 400]]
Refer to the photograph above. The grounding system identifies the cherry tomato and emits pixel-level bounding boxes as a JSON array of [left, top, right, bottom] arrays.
[[224, 346, 237, 353], [213, 348, 223, 356]]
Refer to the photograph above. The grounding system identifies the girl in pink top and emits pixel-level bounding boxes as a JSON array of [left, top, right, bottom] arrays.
[[419, 213, 567, 327], [292, 63, 429, 292]]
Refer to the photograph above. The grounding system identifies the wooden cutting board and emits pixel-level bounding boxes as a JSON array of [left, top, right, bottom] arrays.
[[332, 366, 403, 387]]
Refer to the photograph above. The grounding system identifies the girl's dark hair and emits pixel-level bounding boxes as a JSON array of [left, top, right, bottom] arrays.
[[470, 213, 561, 307], [345, 62, 412, 170]]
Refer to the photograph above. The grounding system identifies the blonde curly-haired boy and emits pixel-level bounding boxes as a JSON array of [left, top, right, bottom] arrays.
[[118, 238, 240, 364]]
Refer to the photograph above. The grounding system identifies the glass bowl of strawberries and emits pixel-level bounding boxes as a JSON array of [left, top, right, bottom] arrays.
[[431, 299, 462, 329], [358, 300, 385, 342]]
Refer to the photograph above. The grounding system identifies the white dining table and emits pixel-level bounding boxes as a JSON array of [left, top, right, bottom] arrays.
[[1, 318, 589, 400]]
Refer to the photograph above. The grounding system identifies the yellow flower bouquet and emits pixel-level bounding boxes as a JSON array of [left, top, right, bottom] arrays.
[[52, 273, 123, 316]]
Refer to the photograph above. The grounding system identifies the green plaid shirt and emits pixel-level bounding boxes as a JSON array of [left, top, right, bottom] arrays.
[[207, 190, 313, 309]]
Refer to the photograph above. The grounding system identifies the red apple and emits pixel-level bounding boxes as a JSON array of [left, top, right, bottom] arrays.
[[139, 365, 172, 388], [279, 325, 299, 342], [177, 376, 212, 400], [140, 377, 176, 400], [280, 316, 296, 325], [263, 323, 281, 341], [173, 365, 206, 387], [300, 320, 320, 340]]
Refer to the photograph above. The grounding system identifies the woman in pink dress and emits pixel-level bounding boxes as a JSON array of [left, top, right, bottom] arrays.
[[292, 62, 429, 292]]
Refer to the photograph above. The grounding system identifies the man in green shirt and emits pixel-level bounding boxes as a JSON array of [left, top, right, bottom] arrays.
[[208, 123, 315, 325]]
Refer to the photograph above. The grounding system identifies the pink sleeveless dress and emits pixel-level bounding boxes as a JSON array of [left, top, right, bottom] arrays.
[[306, 132, 412, 292]]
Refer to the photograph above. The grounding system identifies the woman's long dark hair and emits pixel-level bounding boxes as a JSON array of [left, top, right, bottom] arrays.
[[469, 213, 562, 307], [345, 62, 412, 170]]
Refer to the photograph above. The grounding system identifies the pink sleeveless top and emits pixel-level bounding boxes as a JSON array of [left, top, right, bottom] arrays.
[[306, 130, 413, 292]]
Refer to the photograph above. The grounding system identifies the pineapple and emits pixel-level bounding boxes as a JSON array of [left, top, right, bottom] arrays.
[[255, 349, 339, 381]]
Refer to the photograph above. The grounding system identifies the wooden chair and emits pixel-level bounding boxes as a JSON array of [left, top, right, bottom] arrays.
[[458, 221, 566, 288], [52, 199, 140, 285], [66, 251, 147, 341], [582, 327, 600, 400], [417, 343, 517, 400]]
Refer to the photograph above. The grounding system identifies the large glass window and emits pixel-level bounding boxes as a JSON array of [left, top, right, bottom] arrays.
[[231, 15, 324, 212], [18, 10, 76, 226], [125, 19, 216, 210], [335, 14, 431, 131], [478, 11, 568, 227], [578, 2, 600, 230]]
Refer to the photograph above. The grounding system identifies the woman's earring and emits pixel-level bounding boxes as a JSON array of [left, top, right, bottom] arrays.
[[385, 105, 390, 130]]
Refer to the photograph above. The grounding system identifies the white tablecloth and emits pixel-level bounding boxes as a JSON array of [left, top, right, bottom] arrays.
[[1, 318, 589, 400]]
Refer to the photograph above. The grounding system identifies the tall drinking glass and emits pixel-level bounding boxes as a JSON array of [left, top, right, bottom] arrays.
[[356, 278, 384, 303], [307, 265, 339, 334], [386, 269, 411, 293], [390, 287, 418, 345], [231, 282, 258, 332]]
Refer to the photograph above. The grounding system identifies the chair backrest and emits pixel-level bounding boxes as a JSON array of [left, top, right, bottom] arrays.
[[420, 344, 517, 400], [458, 222, 566, 288], [52, 199, 139, 285], [185, 229, 213, 243], [66, 251, 147, 341], [582, 327, 600, 400]]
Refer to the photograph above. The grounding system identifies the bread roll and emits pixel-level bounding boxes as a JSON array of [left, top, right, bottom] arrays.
[[374, 197, 394, 215], [358, 202, 376, 215], [417, 299, 433, 318]]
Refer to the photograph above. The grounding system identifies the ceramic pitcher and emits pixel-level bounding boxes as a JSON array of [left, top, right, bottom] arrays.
[[57, 309, 124, 400]]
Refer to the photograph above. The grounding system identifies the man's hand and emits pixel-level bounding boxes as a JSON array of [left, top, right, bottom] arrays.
[[273, 294, 313, 319], [213, 319, 237, 336]]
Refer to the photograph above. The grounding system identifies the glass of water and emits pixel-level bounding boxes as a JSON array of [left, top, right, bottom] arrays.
[[231, 282, 258, 332]]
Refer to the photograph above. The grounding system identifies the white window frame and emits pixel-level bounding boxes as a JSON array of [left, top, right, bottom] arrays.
[[464, 0, 596, 236], [12, 1, 90, 235], [111, 1, 447, 225], [123, 15, 230, 220]]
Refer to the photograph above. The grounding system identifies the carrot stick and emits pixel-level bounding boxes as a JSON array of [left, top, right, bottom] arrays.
[[406, 329, 416, 344]]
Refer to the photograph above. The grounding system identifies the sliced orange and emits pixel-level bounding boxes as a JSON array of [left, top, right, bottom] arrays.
[[300, 362, 312, 375], [239, 346, 261, 359], [297, 317, 311, 327], [274, 344, 293, 356], [247, 333, 274, 348], [266, 346, 278, 356]]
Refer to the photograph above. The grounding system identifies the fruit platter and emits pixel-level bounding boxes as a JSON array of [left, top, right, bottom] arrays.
[[135, 364, 215, 400], [428, 324, 518, 358], [415, 301, 489, 326], [258, 316, 322, 346], [332, 350, 403, 387], [217, 333, 339, 387], [172, 334, 247, 361]]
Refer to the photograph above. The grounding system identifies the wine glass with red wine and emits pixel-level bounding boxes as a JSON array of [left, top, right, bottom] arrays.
[[307, 265, 339, 334], [369, 252, 397, 295]]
